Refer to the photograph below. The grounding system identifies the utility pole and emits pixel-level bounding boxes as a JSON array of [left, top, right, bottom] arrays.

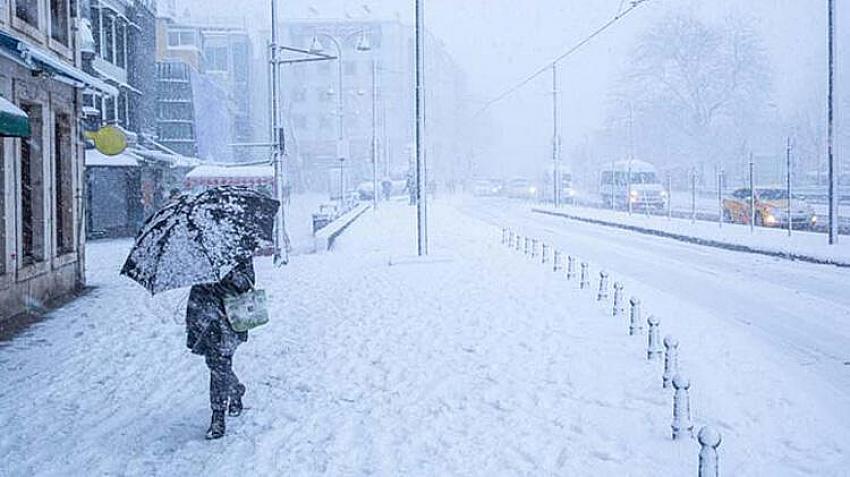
[[415, 0, 428, 256], [371, 58, 379, 210], [552, 63, 560, 207], [828, 0, 838, 244], [270, 0, 288, 265], [787, 137, 793, 237]]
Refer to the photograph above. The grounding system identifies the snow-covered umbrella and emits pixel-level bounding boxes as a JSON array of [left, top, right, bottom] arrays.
[[120, 186, 280, 295]]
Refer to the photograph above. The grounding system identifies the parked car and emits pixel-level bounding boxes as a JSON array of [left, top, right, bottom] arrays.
[[722, 188, 817, 229], [599, 160, 667, 210], [504, 178, 539, 200], [471, 179, 502, 197]]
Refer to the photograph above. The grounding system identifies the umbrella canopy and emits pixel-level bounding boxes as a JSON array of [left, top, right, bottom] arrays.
[[121, 186, 279, 295], [0, 96, 30, 138]]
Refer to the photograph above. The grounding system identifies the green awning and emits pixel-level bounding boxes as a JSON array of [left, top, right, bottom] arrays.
[[0, 96, 30, 138]]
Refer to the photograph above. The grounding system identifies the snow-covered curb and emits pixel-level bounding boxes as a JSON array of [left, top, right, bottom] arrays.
[[532, 206, 850, 268], [314, 203, 371, 253]]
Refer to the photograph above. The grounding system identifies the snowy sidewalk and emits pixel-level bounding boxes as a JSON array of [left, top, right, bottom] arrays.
[[0, 200, 846, 475]]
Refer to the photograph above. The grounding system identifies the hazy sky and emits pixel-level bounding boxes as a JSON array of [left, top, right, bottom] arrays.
[[176, 0, 847, 175]]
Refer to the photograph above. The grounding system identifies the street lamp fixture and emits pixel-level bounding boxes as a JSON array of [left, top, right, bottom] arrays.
[[309, 36, 324, 54]]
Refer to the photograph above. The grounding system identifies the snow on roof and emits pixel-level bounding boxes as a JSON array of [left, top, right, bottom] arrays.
[[186, 164, 274, 179], [85, 148, 139, 167]]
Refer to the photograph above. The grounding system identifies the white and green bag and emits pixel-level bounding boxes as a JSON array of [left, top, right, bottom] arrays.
[[224, 289, 270, 332]]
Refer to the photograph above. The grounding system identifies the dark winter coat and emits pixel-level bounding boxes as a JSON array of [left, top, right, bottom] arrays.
[[186, 260, 255, 357]]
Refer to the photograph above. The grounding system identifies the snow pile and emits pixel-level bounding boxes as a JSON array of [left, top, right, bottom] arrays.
[[534, 203, 850, 266]]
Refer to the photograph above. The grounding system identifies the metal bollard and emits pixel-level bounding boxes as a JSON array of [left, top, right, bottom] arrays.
[[597, 271, 610, 301], [612, 282, 624, 317], [629, 297, 642, 336], [541, 244, 549, 264], [672, 374, 694, 440], [567, 256, 576, 280], [515, 234, 522, 252], [579, 262, 590, 289], [524, 237, 530, 255], [553, 250, 562, 272], [502, 227, 508, 244], [698, 426, 722, 477], [531, 239, 539, 258], [509, 231, 515, 248], [647, 315, 663, 360], [662, 335, 679, 389]]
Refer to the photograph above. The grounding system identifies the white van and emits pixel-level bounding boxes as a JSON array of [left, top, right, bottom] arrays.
[[599, 160, 667, 210]]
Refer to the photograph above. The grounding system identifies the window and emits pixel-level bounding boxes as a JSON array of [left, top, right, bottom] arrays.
[[204, 46, 228, 72], [103, 95, 116, 123], [292, 115, 307, 128], [168, 30, 196, 47], [90, 7, 100, 54], [50, 0, 69, 46], [20, 104, 44, 266], [16, 0, 39, 27], [102, 14, 114, 63], [115, 21, 126, 68], [54, 113, 73, 255], [117, 92, 127, 127]]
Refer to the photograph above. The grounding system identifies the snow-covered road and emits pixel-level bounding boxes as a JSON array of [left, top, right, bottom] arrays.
[[459, 197, 850, 394], [1, 196, 848, 475]]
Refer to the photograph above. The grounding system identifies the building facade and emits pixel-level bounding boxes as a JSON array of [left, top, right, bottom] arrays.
[[279, 19, 469, 193], [155, 15, 254, 163], [0, 0, 115, 322]]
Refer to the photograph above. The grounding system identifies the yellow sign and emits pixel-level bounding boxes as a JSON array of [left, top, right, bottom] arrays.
[[85, 125, 128, 156]]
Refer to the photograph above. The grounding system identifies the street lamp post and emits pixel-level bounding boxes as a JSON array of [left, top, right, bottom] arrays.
[[551, 63, 560, 208], [310, 30, 371, 211], [371, 58, 379, 210], [269, 0, 288, 265], [828, 0, 838, 244], [415, 0, 429, 256]]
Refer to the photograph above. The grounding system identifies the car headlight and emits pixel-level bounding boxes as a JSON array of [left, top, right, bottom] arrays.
[[529, 187, 537, 194], [567, 189, 576, 197], [811, 215, 818, 224]]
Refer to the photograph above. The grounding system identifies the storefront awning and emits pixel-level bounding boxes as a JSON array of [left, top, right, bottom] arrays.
[[85, 148, 139, 168], [0, 95, 30, 137], [0, 31, 118, 96]]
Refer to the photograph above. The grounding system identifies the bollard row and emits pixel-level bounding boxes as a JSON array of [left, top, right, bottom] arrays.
[[498, 226, 721, 476]]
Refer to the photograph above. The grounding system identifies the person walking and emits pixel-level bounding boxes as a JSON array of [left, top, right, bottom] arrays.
[[186, 259, 255, 440]]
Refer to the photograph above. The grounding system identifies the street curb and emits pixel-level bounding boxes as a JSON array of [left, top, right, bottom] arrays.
[[532, 208, 850, 269], [314, 203, 372, 253]]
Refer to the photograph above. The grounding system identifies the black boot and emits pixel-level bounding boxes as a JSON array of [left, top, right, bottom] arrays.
[[205, 410, 226, 440], [229, 384, 246, 417]]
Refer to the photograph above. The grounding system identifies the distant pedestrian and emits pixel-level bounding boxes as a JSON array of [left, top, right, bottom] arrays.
[[381, 179, 393, 201], [186, 259, 255, 440]]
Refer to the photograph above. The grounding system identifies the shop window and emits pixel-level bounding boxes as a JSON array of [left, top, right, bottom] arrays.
[[15, 0, 39, 27], [50, 0, 69, 46], [20, 104, 45, 266], [54, 113, 73, 255]]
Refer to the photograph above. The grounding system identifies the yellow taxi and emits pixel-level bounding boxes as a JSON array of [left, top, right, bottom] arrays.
[[722, 188, 817, 229]]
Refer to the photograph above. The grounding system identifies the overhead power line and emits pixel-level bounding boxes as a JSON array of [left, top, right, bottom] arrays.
[[475, 0, 651, 117]]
